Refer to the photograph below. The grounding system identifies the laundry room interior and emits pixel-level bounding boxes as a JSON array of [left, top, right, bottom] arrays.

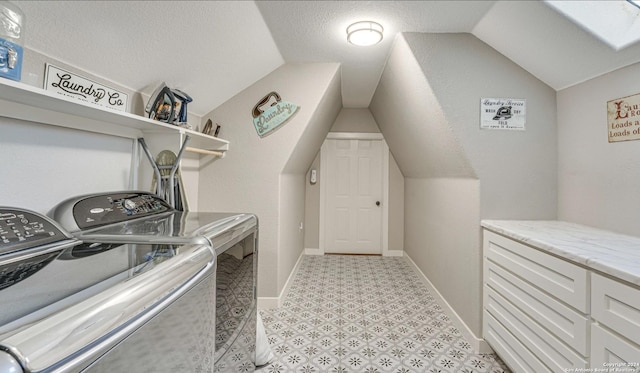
[[1, 1, 640, 372]]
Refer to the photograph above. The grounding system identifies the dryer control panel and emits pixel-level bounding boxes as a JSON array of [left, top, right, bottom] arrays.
[[0, 208, 67, 255], [71, 192, 172, 230]]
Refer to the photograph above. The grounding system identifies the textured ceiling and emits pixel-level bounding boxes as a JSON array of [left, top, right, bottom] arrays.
[[11, 1, 640, 114], [256, 0, 496, 108]]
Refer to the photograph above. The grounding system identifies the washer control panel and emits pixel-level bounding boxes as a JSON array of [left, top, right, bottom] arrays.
[[72, 192, 172, 229], [0, 208, 67, 255]]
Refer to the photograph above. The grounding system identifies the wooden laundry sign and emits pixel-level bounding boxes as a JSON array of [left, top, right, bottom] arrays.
[[607, 93, 640, 143], [252, 91, 299, 138]]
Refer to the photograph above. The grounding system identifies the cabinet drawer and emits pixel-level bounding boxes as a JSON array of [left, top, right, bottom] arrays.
[[485, 261, 589, 355], [591, 324, 640, 368], [592, 273, 640, 346], [483, 230, 589, 313], [484, 286, 588, 371], [484, 310, 552, 373]]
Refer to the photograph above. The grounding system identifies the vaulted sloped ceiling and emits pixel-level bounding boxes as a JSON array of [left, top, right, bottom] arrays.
[[473, 1, 640, 91], [369, 35, 476, 179], [12, 1, 640, 114]]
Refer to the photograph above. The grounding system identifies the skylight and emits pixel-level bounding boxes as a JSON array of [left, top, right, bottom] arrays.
[[545, 0, 640, 51]]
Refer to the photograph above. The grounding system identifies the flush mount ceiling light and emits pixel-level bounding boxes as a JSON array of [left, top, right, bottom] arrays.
[[346, 21, 383, 46]]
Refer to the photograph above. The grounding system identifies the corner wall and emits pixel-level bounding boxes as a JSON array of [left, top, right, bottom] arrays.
[[198, 63, 342, 300], [370, 33, 557, 340], [558, 62, 640, 237]]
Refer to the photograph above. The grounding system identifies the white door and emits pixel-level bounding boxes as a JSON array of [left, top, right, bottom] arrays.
[[323, 138, 383, 254]]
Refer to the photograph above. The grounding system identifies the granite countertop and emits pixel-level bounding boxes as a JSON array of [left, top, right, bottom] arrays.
[[481, 220, 640, 287]]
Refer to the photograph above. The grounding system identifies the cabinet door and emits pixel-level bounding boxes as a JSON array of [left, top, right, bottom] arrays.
[[591, 324, 640, 369], [592, 273, 640, 346]]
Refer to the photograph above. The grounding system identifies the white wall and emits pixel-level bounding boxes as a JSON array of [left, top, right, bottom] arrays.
[[558, 62, 640, 237], [0, 118, 134, 213], [278, 174, 306, 291], [371, 33, 557, 338], [388, 153, 404, 251], [401, 32, 558, 220], [404, 178, 481, 328], [198, 63, 342, 299]]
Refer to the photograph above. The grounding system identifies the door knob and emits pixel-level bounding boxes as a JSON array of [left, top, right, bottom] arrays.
[[376, 201, 380, 206]]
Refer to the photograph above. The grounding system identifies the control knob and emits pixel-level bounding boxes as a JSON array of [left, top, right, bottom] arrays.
[[122, 199, 137, 211]]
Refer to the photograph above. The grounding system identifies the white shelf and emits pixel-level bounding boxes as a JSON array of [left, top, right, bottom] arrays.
[[0, 78, 229, 152]]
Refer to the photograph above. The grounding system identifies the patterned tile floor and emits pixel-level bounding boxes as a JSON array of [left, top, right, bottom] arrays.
[[258, 255, 510, 373]]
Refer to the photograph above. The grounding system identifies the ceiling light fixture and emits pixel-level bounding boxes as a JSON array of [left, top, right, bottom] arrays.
[[346, 21, 383, 46]]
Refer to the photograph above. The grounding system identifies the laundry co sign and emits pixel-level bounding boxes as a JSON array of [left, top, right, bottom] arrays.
[[44, 64, 128, 112], [252, 91, 299, 138], [607, 93, 640, 143]]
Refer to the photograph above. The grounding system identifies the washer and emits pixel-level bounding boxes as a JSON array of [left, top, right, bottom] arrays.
[[0, 207, 216, 373], [49, 191, 259, 373]]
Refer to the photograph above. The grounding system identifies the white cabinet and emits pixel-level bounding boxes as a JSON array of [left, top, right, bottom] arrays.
[[483, 228, 640, 373], [483, 231, 589, 372]]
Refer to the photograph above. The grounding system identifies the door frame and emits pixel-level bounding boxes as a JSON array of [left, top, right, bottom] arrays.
[[318, 132, 390, 256]]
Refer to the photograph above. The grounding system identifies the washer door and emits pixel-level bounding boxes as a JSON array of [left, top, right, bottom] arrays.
[[0, 244, 215, 373], [84, 271, 216, 372]]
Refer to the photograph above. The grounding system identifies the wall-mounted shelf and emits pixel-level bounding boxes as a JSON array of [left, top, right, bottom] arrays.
[[0, 78, 229, 152]]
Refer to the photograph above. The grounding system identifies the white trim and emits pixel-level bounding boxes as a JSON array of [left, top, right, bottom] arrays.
[[257, 297, 279, 310], [304, 248, 323, 255], [258, 250, 306, 310], [404, 253, 493, 354], [326, 132, 384, 140], [383, 250, 404, 257], [320, 134, 389, 256]]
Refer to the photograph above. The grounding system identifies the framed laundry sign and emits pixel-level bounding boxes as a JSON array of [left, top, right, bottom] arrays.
[[480, 98, 526, 130], [252, 91, 299, 138], [44, 64, 128, 112], [607, 93, 640, 143]]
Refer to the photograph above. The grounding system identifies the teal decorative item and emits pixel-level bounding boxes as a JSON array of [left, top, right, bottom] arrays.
[[252, 91, 299, 138]]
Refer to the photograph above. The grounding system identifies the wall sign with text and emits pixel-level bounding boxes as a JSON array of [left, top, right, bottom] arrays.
[[480, 98, 526, 130], [607, 93, 640, 143], [44, 64, 128, 112], [251, 91, 299, 138]]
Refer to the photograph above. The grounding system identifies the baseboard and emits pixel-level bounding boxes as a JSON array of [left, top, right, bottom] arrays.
[[404, 253, 493, 354], [257, 250, 306, 310], [304, 248, 323, 255], [257, 297, 279, 310], [383, 249, 404, 257]]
